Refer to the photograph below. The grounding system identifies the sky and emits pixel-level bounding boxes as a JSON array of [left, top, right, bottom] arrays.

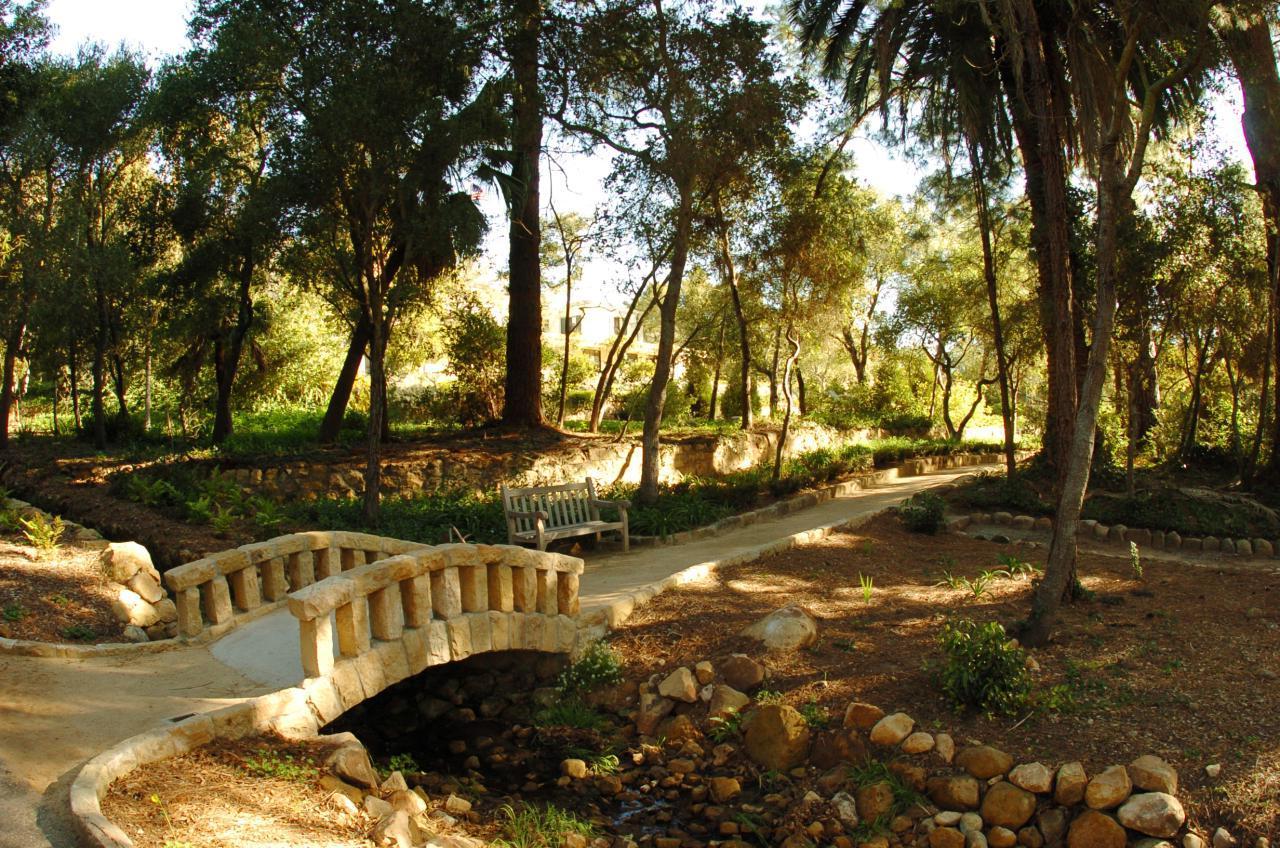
[[43, 0, 1256, 299]]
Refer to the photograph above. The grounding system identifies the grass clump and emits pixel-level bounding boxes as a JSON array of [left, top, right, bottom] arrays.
[[556, 641, 624, 695], [936, 618, 1031, 716], [898, 491, 946, 534], [20, 512, 64, 557], [240, 748, 318, 782], [532, 700, 609, 732], [493, 803, 597, 848]]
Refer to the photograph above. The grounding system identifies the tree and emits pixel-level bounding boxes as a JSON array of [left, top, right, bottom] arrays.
[[541, 208, 592, 426]]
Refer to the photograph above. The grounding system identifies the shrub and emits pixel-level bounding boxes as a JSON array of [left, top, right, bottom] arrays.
[[937, 619, 1031, 716], [898, 491, 945, 534], [556, 641, 624, 694], [20, 512, 64, 557]]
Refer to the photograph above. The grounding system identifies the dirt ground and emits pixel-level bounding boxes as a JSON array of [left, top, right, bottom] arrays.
[[606, 513, 1280, 841], [102, 735, 372, 848], [0, 535, 123, 643]]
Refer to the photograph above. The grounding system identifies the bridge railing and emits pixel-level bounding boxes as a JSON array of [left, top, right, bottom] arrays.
[[286, 543, 583, 679], [163, 531, 429, 639]]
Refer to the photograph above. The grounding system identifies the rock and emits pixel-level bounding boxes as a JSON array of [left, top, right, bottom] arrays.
[[388, 789, 427, 816], [695, 660, 715, 684], [988, 827, 1018, 848], [99, 542, 156, 583], [658, 667, 698, 703], [126, 569, 165, 604], [320, 774, 365, 805], [1117, 793, 1186, 838], [1054, 762, 1087, 806], [1017, 826, 1044, 848], [960, 812, 984, 833], [744, 704, 811, 770], [667, 758, 696, 774], [967, 832, 990, 848], [935, 732, 956, 763], [931, 828, 967, 848], [981, 782, 1037, 829], [1212, 829, 1236, 848], [1183, 836, 1207, 848], [153, 598, 178, 624], [1205, 763, 1222, 779], [562, 758, 588, 779], [856, 781, 895, 819], [709, 776, 741, 803], [659, 713, 701, 745], [143, 622, 171, 641], [869, 712, 914, 746], [364, 795, 393, 817], [955, 745, 1013, 779], [372, 810, 419, 848], [122, 625, 149, 643], [110, 587, 159, 628], [1128, 755, 1178, 795], [1037, 809, 1068, 845], [720, 654, 766, 690], [902, 732, 935, 754], [328, 791, 359, 816], [844, 702, 885, 730], [1008, 762, 1053, 794], [1133, 841, 1176, 848], [708, 685, 751, 720], [326, 745, 380, 791], [443, 794, 471, 814], [636, 692, 675, 735], [1085, 765, 1132, 810], [927, 775, 981, 810], [889, 760, 927, 792], [1067, 811, 1126, 848], [381, 771, 409, 794], [741, 604, 818, 650], [831, 790, 859, 829]]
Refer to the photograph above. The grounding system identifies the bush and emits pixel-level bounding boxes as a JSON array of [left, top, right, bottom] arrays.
[[289, 488, 508, 545], [898, 491, 946, 534], [20, 512, 64, 557], [556, 641, 624, 694], [937, 619, 1031, 715], [954, 472, 1053, 516]]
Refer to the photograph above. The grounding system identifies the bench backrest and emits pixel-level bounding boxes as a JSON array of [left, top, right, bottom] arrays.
[[502, 478, 600, 534]]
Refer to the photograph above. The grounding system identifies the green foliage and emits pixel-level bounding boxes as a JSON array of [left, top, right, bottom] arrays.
[[61, 624, 96, 641], [556, 641, 624, 694], [20, 513, 64, 557], [953, 472, 1052, 516], [842, 760, 926, 840], [493, 803, 597, 848], [798, 701, 830, 729], [858, 572, 874, 603], [708, 711, 744, 742], [241, 749, 318, 783], [898, 491, 945, 534], [287, 488, 507, 545], [1129, 541, 1143, 580], [3, 603, 28, 621], [380, 752, 419, 776], [997, 554, 1040, 579], [1082, 489, 1280, 539], [445, 295, 507, 427], [532, 699, 609, 732], [936, 619, 1031, 716]]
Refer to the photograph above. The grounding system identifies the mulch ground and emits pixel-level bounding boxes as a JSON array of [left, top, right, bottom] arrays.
[[606, 513, 1280, 841], [0, 535, 124, 643], [102, 735, 372, 848]]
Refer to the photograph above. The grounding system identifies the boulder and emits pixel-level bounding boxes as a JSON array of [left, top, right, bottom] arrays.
[[126, 570, 165, 604], [99, 542, 157, 584], [744, 704, 811, 771], [844, 702, 885, 731], [1117, 792, 1186, 838], [1067, 811, 1126, 848], [1054, 762, 1087, 806], [635, 692, 675, 735], [658, 713, 700, 745], [987, 826, 1017, 848], [901, 732, 935, 754], [720, 654, 766, 690], [935, 732, 956, 763], [855, 781, 895, 819], [1128, 755, 1178, 795], [371, 810, 419, 848], [1017, 826, 1044, 848], [1085, 765, 1132, 810], [926, 775, 981, 810], [930, 828, 967, 848], [121, 625, 149, 643], [869, 712, 914, 746], [561, 758, 588, 779], [956, 745, 1013, 779], [708, 685, 751, 720], [740, 604, 818, 650], [153, 598, 178, 624], [981, 782, 1037, 829], [326, 744, 380, 791], [110, 588, 159, 628], [658, 667, 698, 703], [1009, 762, 1053, 794], [709, 776, 741, 803]]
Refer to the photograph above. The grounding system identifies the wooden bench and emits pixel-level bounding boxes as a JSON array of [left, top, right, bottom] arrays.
[[500, 478, 631, 552]]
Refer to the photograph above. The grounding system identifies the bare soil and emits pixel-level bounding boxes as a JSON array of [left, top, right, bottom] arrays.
[[606, 513, 1280, 841], [101, 735, 372, 848], [0, 534, 124, 643]]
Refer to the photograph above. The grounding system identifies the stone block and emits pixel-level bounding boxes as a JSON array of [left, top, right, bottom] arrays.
[[402, 625, 429, 674], [126, 570, 164, 604], [446, 617, 472, 660], [512, 565, 537, 612], [330, 659, 366, 712], [228, 564, 263, 612], [1109, 524, 1128, 542], [300, 614, 335, 679], [469, 612, 493, 653], [368, 584, 405, 642], [373, 639, 410, 688], [557, 572, 580, 616], [111, 587, 159, 628], [286, 551, 316, 591], [400, 575, 432, 627], [458, 565, 489, 612], [487, 564, 515, 612], [302, 676, 345, 725], [209, 702, 257, 740], [335, 598, 371, 658], [524, 614, 546, 653], [353, 650, 387, 700], [201, 576, 235, 625], [426, 619, 450, 665], [537, 569, 559, 617], [261, 557, 289, 601], [556, 615, 577, 653], [431, 568, 463, 619], [488, 610, 510, 651]]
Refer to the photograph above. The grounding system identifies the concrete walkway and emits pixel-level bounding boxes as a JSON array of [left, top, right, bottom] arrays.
[[0, 463, 986, 848]]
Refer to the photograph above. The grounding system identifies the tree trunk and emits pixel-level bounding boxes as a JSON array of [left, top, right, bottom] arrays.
[[557, 259, 573, 427], [69, 335, 82, 432], [768, 327, 780, 417], [590, 282, 658, 431], [772, 326, 800, 482], [363, 310, 388, 525], [501, 0, 544, 428], [969, 139, 1018, 478], [144, 346, 152, 432], [637, 194, 692, 504], [709, 317, 724, 421], [211, 258, 255, 444], [0, 315, 26, 449], [796, 364, 807, 417], [715, 201, 752, 430], [320, 316, 371, 444], [92, 284, 109, 449]]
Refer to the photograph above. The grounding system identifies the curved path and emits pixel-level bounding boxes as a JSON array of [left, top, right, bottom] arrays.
[[0, 463, 989, 848]]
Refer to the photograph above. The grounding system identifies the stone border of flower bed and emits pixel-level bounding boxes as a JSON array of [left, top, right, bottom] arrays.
[[949, 510, 1280, 561], [629, 451, 1011, 548]]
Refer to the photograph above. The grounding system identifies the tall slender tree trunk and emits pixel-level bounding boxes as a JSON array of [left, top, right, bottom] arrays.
[[320, 316, 371, 444], [714, 200, 752, 430], [557, 261, 573, 427], [363, 309, 388, 525], [709, 317, 724, 422], [637, 193, 692, 504], [968, 139, 1017, 478], [768, 327, 780, 417], [144, 346, 152, 432], [69, 336, 82, 432], [0, 325, 22, 449], [211, 258, 255, 444], [590, 284, 658, 431], [772, 326, 800, 482], [502, 0, 544, 427], [92, 283, 109, 449]]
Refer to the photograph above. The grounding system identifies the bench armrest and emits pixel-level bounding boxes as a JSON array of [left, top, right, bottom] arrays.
[[591, 498, 630, 511], [506, 509, 549, 521]]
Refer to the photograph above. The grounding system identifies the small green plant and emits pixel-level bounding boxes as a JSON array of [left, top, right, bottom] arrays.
[[898, 491, 946, 534], [997, 554, 1040, 578], [843, 760, 925, 838], [49, 593, 71, 607], [532, 699, 608, 731], [61, 624, 95, 641], [3, 603, 27, 622], [832, 638, 857, 653], [589, 752, 620, 774], [798, 701, 830, 729], [493, 802, 597, 848], [149, 793, 195, 848], [708, 711, 744, 742], [383, 752, 419, 775], [20, 512, 64, 557], [241, 748, 318, 782], [0, 507, 21, 532], [755, 688, 785, 705], [556, 640, 624, 694], [1129, 541, 1143, 580], [936, 570, 964, 590], [937, 618, 1031, 716], [210, 503, 238, 534], [858, 572, 874, 603]]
